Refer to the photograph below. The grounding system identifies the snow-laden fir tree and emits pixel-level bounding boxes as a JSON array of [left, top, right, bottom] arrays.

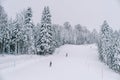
[[37, 6, 55, 55], [97, 21, 120, 72], [110, 30, 120, 72], [23, 7, 35, 54], [0, 5, 9, 54], [33, 23, 41, 54], [9, 13, 25, 54], [98, 21, 113, 65], [9, 19, 18, 54]]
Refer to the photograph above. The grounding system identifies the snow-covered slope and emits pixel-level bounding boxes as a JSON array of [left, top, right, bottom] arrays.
[[0, 44, 120, 80]]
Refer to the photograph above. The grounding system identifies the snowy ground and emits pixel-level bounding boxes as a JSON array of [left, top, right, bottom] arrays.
[[0, 44, 120, 80]]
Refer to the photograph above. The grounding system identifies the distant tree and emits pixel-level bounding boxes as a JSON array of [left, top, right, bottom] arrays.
[[74, 25, 92, 45], [63, 22, 73, 44], [52, 24, 62, 47], [88, 29, 98, 44], [82, 26, 91, 44]]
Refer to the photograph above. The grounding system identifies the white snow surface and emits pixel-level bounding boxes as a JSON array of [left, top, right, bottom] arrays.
[[0, 44, 120, 80]]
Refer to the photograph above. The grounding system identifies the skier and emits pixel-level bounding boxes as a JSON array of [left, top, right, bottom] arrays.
[[66, 53, 68, 57], [49, 61, 52, 67]]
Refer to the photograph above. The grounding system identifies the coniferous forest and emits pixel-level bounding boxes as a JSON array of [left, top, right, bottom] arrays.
[[0, 5, 98, 55], [0, 3, 120, 74]]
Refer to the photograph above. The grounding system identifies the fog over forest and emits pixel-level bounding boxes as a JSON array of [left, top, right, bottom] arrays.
[[1, 0, 120, 31]]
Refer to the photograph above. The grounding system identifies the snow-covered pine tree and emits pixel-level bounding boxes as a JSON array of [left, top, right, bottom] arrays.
[[0, 5, 9, 54], [9, 19, 17, 54], [98, 21, 105, 62], [23, 7, 35, 54], [110, 30, 120, 72], [33, 23, 41, 54], [37, 6, 55, 55], [9, 13, 26, 54], [98, 20, 113, 65]]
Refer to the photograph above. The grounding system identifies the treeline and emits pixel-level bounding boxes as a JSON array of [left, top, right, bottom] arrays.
[[0, 5, 98, 55], [97, 21, 120, 73], [53, 22, 98, 47]]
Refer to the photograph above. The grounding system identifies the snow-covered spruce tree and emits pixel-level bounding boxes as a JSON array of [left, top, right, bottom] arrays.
[[15, 13, 25, 54], [98, 21, 106, 62], [9, 19, 17, 54], [0, 5, 9, 54], [98, 20, 114, 65], [97, 21, 120, 72], [9, 13, 26, 54], [33, 23, 41, 54], [110, 30, 120, 72], [37, 6, 55, 55], [23, 7, 35, 54]]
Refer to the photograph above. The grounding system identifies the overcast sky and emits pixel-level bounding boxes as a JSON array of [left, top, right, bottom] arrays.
[[1, 0, 120, 31]]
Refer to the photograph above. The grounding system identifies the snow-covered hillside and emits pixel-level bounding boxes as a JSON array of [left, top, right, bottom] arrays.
[[0, 44, 120, 80]]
